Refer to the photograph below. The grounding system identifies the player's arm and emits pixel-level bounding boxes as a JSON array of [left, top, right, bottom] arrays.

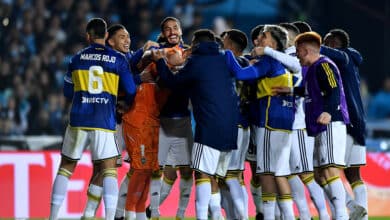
[[320, 45, 349, 66], [155, 56, 194, 88], [125, 51, 142, 85], [255, 46, 301, 73], [347, 47, 363, 66], [129, 41, 159, 72], [132, 73, 142, 85], [118, 56, 137, 104], [271, 85, 305, 97], [128, 48, 144, 73], [136, 42, 161, 72], [63, 76, 74, 99], [63, 62, 74, 100], [225, 50, 270, 80], [317, 62, 342, 114]]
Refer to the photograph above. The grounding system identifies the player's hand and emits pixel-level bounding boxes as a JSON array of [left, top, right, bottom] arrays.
[[317, 112, 331, 125], [151, 49, 165, 61], [251, 46, 265, 57], [143, 40, 159, 51], [271, 86, 292, 96], [166, 49, 185, 66]]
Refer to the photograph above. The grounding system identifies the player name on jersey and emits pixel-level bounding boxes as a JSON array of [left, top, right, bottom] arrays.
[[80, 53, 116, 63]]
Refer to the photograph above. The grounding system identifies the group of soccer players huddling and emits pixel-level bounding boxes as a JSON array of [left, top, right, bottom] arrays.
[[48, 15, 368, 220]]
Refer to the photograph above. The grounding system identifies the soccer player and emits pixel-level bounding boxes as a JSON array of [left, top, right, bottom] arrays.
[[246, 24, 265, 220], [148, 17, 194, 220], [80, 24, 159, 219], [120, 45, 186, 220], [49, 18, 136, 220], [121, 80, 161, 220], [152, 29, 239, 220], [221, 29, 251, 220], [322, 29, 368, 220], [290, 21, 336, 219], [275, 31, 350, 220], [253, 23, 330, 220], [106, 24, 140, 220], [226, 24, 295, 220]]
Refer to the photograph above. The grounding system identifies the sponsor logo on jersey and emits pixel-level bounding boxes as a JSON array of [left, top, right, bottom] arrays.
[[81, 96, 109, 104]]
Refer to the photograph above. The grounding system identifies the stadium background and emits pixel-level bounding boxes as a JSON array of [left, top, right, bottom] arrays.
[[0, 0, 389, 218]]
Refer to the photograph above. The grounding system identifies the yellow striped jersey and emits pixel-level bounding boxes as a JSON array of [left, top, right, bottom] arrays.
[[63, 43, 136, 131]]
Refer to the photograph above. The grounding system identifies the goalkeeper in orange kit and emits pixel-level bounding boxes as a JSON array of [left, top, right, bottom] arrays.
[[120, 45, 186, 220]]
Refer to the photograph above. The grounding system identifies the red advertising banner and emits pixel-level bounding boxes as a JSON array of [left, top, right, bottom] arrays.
[[0, 151, 389, 218]]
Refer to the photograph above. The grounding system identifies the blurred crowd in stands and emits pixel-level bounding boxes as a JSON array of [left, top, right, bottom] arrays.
[[0, 0, 213, 136], [0, 0, 389, 136]]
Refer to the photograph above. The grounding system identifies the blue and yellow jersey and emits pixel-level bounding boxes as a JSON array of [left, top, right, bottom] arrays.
[[226, 51, 294, 131], [63, 43, 136, 131]]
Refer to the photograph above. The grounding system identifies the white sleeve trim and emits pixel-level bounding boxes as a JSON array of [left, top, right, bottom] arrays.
[[64, 75, 73, 84], [264, 46, 301, 73]]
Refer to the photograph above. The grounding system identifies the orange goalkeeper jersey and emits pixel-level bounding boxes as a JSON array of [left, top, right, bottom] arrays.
[[122, 83, 168, 170], [121, 45, 184, 170]]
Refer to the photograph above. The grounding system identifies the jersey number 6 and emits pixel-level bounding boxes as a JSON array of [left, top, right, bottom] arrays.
[[88, 65, 104, 94]]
